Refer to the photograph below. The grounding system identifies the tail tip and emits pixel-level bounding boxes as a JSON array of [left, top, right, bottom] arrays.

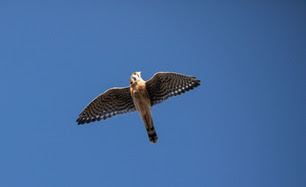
[[149, 136, 158, 144]]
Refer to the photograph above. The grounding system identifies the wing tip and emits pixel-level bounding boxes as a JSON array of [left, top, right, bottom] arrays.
[[76, 114, 119, 125], [76, 116, 94, 125], [76, 117, 85, 125], [192, 77, 201, 87]]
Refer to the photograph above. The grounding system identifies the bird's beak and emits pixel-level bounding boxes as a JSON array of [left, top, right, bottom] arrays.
[[139, 71, 142, 75]]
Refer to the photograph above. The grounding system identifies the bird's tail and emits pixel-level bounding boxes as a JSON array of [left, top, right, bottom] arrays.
[[147, 125, 158, 144], [144, 114, 158, 144]]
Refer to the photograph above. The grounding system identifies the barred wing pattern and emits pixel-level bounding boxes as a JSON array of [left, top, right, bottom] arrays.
[[146, 72, 201, 106], [76, 87, 136, 125]]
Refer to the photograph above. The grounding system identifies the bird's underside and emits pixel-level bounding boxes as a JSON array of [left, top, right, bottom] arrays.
[[76, 72, 201, 143]]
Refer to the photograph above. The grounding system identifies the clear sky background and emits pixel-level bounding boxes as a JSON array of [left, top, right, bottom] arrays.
[[1, 1, 305, 187]]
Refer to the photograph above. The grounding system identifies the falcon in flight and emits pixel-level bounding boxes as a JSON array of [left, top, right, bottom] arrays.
[[76, 72, 200, 143]]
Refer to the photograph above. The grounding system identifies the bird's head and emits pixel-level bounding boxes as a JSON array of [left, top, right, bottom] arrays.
[[130, 71, 142, 85]]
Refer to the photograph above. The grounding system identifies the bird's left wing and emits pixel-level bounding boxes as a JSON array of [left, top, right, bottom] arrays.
[[145, 72, 200, 106], [76, 87, 136, 125]]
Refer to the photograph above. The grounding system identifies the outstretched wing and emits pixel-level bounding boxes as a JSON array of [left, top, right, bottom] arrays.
[[145, 72, 200, 106], [76, 87, 136, 125]]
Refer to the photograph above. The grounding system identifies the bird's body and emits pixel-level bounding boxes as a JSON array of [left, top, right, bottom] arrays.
[[130, 72, 157, 143], [76, 71, 200, 144]]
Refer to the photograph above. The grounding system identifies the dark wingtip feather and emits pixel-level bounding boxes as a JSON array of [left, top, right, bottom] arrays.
[[194, 82, 200, 87], [193, 78, 201, 87], [76, 118, 85, 125]]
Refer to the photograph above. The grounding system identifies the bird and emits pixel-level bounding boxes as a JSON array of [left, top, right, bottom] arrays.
[[76, 72, 201, 143]]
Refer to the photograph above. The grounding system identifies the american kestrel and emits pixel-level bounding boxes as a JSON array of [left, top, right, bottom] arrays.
[[76, 72, 200, 143]]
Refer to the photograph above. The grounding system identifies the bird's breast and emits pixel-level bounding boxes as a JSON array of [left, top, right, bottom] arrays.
[[130, 83, 151, 114]]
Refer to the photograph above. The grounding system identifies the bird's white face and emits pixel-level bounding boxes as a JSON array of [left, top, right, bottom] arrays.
[[130, 72, 142, 85]]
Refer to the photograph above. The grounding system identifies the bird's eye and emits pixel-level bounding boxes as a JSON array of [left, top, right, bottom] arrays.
[[130, 81, 133, 84]]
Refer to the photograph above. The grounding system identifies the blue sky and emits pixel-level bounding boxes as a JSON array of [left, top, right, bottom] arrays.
[[1, 1, 305, 186]]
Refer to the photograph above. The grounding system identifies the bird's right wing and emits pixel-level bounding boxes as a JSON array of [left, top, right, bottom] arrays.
[[76, 87, 136, 125], [145, 72, 200, 106]]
